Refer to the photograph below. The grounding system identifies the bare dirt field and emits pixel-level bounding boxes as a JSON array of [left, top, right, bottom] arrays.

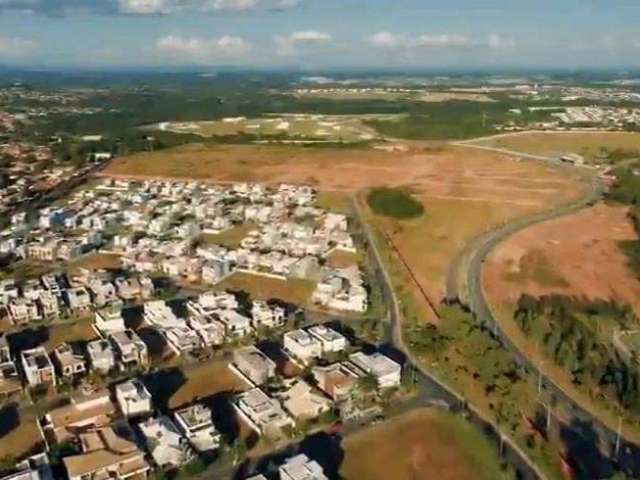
[[104, 143, 589, 323], [340, 409, 508, 480], [484, 203, 640, 315], [476, 131, 640, 162]]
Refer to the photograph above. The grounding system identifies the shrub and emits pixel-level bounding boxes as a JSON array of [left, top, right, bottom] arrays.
[[366, 187, 424, 220]]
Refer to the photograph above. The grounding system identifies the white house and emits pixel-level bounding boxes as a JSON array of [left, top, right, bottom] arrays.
[[279, 454, 328, 480], [173, 403, 221, 453], [94, 307, 126, 335], [308, 325, 348, 354], [109, 330, 148, 371], [86, 339, 116, 374], [53, 343, 87, 379], [215, 309, 253, 338], [232, 346, 276, 386], [233, 388, 294, 436], [21, 347, 56, 387], [115, 379, 153, 418], [283, 329, 322, 365], [143, 301, 183, 329], [163, 326, 202, 355], [251, 301, 286, 329], [280, 380, 332, 421], [139, 416, 194, 469], [348, 352, 402, 389]]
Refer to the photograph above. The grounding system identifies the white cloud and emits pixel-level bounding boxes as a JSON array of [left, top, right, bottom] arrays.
[[367, 31, 402, 49], [0, 36, 38, 57], [275, 30, 333, 56], [118, 0, 171, 14], [487, 33, 516, 50], [116, 0, 303, 14], [412, 34, 471, 48], [368, 31, 515, 51], [155, 34, 251, 62]]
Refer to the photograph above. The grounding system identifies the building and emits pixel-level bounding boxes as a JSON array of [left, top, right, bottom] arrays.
[[348, 352, 401, 389], [173, 403, 221, 453], [232, 346, 276, 386], [308, 325, 348, 354], [63, 426, 150, 480], [283, 330, 322, 365], [281, 380, 332, 421], [279, 454, 328, 480], [65, 287, 92, 313], [86, 339, 117, 374], [144, 301, 182, 329], [233, 388, 294, 436], [215, 309, 253, 338], [187, 313, 226, 347], [0, 454, 52, 480], [251, 301, 286, 329], [163, 326, 202, 355], [42, 390, 116, 444], [21, 347, 56, 388], [115, 379, 153, 418], [139, 416, 194, 469], [109, 329, 148, 371], [0, 334, 20, 398], [94, 308, 126, 335], [312, 363, 358, 402], [52, 343, 87, 379]]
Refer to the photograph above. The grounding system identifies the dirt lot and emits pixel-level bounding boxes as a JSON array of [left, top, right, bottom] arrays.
[[104, 143, 588, 323], [199, 223, 256, 249], [478, 131, 640, 162], [168, 361, 245, 409], [484, 203, 640, 316], [340, 409, 508, 480], [215, 272, 316, 306]]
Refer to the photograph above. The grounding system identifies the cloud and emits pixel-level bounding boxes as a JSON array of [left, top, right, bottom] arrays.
[[487, 33, 516, 50], [367, 31, 402, 49], [275, 30, 333, 56], [154, 34, 251, 63], [0, 0, 305, 15], [0, 36, 38, 57], [367, 31, 514, 51]]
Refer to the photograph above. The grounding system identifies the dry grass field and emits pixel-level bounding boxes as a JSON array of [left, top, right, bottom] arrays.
[[199, 223, 256, 249], [340, 409, 509, 480], [104, 142, 589, 323], [167, 361, 245, 409], [0, 407, 43, 461], [68, 253, 123, 274], [478, 131, 640, 162], [484, 203, 640, 316], [215, 272, 316, 306], [44, 318, 98, 352]]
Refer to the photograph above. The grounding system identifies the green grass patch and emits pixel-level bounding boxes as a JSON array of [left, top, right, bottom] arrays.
[[366, 187, 424, 220]]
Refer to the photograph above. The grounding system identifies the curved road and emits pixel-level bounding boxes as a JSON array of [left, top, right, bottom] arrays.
[[449, 150, 640, 474], [352, 196, 549, 480]]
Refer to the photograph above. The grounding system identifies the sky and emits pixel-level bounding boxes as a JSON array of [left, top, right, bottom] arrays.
[[0, 0, 639, 69]]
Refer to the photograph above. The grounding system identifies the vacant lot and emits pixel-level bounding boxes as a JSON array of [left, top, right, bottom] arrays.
[[340, 409, 510, 480], [476, 131, 640, 162], [0, 406, 43, 461], [68, 252, 123, 274], [169, 361, 245, 409], [484, 203, 640, 316], [104, 142, 588, 323], [215, 272, 315, 306], [199, 223, 256, 249]]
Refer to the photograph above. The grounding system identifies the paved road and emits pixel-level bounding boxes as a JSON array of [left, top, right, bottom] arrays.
[[449, 150, 640, 475], [351, 196, 547, 480]]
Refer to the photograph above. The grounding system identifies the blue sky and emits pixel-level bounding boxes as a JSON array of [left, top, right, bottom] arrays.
[[1, 0, 639, 68]]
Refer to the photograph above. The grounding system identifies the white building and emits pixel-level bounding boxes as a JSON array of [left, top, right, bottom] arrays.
[[308, 325, 348, 354], [251, 301, 286, 329], [173, 403, 221, 453], [348, 352, 401, 389], [139, 416, 194, 469], [232, 346, 276, 386], [115, 379, 153, 418], [281, 380, 332, 421], [164, 326, 202, 355], [279, 454, 328, 480], [143, 301, 182, 329], [94, 308, 126, 335], [21, 347, 56, 387], [53, 343, 87, 378], [233, 388, 294, 436], [283, 330, 322, 365], [86, 339, 116, 374], [215, 309, 253, 338], [109, 329, 148, 371]]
